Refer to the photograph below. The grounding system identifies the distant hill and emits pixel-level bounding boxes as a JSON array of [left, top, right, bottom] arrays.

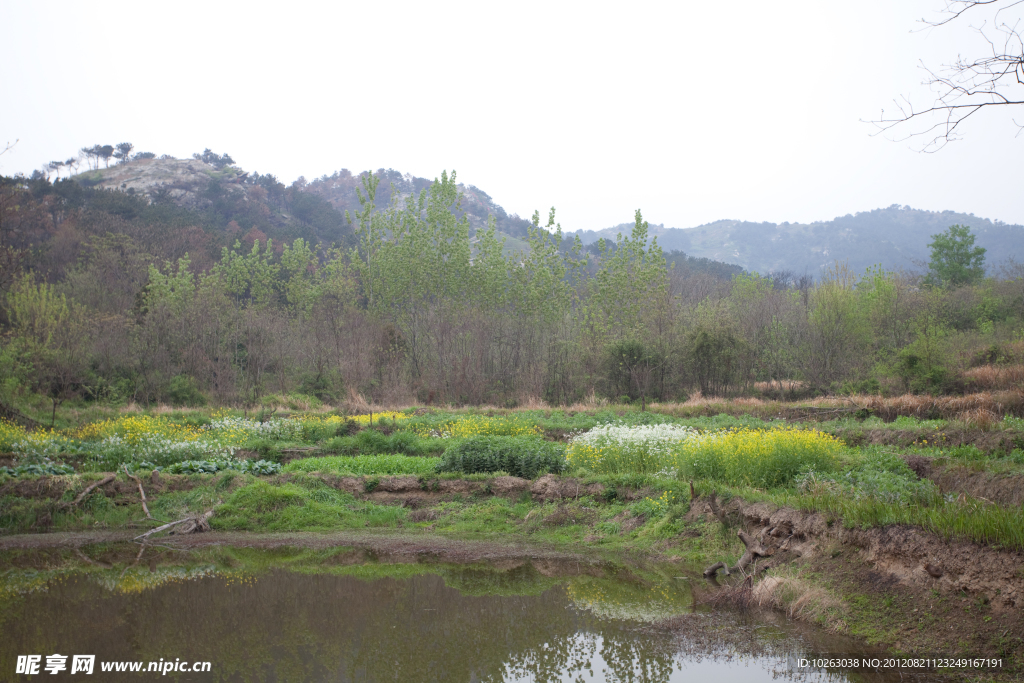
[[568, 206, 1024, 276], [63, 159, 1024, 278], [303, 168, 539, 242], [70, 157, 355, 249]]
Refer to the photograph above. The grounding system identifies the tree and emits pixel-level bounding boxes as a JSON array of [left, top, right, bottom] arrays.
[[926, 224, 987, 287], [113, 142, 134, 164], [80, 145, 108, 170], [98, 144, 114, 168], [604, 339, 663, 410], [874, 1, 1024, 150], [193, 148, 235, 169]]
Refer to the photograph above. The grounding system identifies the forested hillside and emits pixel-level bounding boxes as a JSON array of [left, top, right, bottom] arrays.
[[1, 153, 1023, 417], [573, 207, 1024, 276]]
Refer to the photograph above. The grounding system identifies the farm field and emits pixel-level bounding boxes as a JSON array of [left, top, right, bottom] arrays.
[[2, 397, 1024, 677]]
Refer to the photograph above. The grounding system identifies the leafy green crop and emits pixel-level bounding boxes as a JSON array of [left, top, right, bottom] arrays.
[[163, 459, 281, 475], [0, 460, 75, 477], [435, 436, 566, 479]]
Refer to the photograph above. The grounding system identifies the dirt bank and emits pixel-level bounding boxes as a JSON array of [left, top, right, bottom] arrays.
[[691, 496, 1024, 609], [689, 494, 1024, 672]]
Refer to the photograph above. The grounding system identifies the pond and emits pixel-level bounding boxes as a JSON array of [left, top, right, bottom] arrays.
[[0, 543, 945, 682]]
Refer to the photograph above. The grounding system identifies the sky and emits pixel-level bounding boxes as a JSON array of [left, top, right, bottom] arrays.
[[2, 0, 1022, 231]]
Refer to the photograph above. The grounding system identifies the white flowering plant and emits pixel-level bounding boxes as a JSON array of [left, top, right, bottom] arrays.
[[566, 424, 699, 475]]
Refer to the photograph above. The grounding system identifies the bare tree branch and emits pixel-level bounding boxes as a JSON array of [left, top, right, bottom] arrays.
[[922, 0, 1024, 28], [871, 1, 1024, 151]]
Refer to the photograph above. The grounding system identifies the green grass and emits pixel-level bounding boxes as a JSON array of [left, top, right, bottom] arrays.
[[322, 429, 441, 456], [283, 454, 439, 476], [213, 480, 407, 531], [687, 478, 1024, 553]]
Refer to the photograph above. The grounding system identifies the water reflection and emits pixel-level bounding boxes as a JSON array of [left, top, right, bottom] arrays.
[[0, 546, 938, 682]]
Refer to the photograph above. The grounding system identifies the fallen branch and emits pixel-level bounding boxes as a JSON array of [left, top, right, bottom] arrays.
[[173, 509, 214, 535], [124, 466, 153, 520], [121, 543, 147, 578], [74, 548, 112, 568], [704, 530, 769, 578], [707, 491, 728, 525], [63, 474, 116, 508], [133, 510, 214, 541], [703, 561, 728, 577]]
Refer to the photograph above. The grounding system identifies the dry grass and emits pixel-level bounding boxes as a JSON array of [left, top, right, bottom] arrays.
[[949, 408, 1001, 431], [703, 570, 844, 631], [754, 379, 806, 391], [518, 395, 550, 410], [564, 390, 608, 411], [752, 574, 843, 624], [864, 390, 1024, 422], [964, 364, 1024, 391]]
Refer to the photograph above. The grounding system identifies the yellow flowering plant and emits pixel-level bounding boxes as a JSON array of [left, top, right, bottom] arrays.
[[676, 427, 843, 488], [409, 415, 541, 439]]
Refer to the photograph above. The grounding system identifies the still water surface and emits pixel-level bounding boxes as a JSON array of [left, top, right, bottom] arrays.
[[0, 544, 943, 682]]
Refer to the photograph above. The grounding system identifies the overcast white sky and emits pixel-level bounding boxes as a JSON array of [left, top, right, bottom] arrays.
[[2, 1, 1022, 231]]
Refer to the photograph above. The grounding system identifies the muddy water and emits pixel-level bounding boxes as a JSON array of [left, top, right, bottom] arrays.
[[0, 545, 942, 682]]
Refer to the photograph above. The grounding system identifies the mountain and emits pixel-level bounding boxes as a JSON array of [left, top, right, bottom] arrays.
[[568, 206, 1024, 276]]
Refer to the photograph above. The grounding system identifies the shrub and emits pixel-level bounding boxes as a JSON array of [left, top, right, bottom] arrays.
[[435, 436, 566, 479], [166, 374, 207, 407]]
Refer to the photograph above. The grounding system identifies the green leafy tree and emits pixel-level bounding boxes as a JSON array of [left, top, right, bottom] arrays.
[[926, 224, 986, 287], [210, 239, 280, 307], [6, 276, 90, 424], [585, 209, 668, 342]]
